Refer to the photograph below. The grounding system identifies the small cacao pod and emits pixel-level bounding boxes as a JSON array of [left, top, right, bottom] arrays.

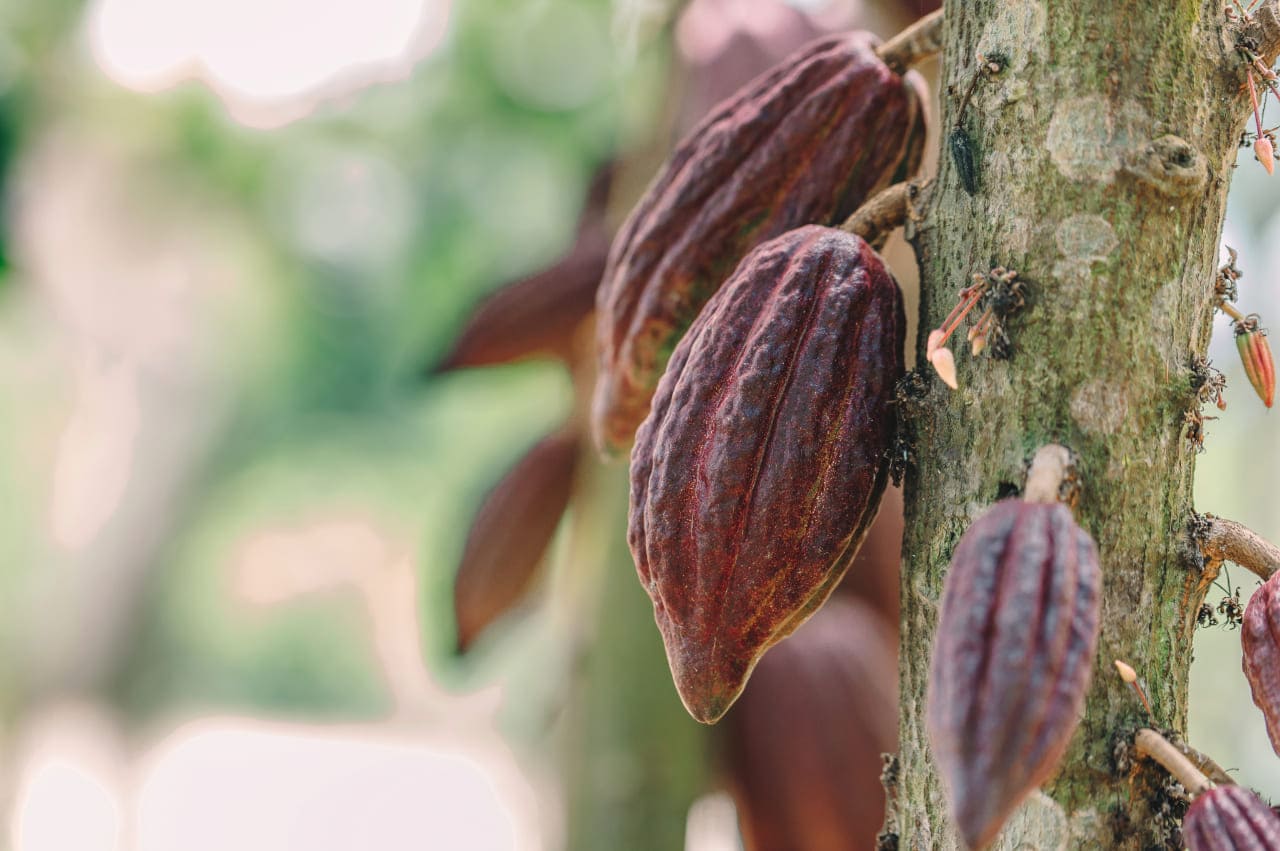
[[629, 225, 904, 723], [927, 499, 1101, 850], [593, 32, 926, 454], [453, 428, 579, 652], [1241, 572, 1280, 755], [724, 596, 897, 851], [1234, 320, 1275, 409], [1182, 785, 1280, 850]]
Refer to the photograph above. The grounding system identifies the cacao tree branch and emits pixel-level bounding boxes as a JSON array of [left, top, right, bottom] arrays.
[[876, 9, 944, 74], [1198, 515, 1280, 581], [1134, 728, 1214, 799]]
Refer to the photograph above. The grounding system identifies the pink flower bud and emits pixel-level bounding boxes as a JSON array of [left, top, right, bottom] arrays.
[[1256, 136, 1275, 175]]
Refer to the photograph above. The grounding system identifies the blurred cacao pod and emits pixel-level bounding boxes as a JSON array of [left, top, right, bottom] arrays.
[[1241, 572, 1280, 755], [436, 164, 613, 372], [630, 225, 904, 723], [724, 596, 896, 851], [927, 499, 1101, 850], [1182, 785, 1280, 850], [436, 233, 608, 372], [838, 482, 904, 626], [454, 428, 579, 652], [593, 32, 926, 454]]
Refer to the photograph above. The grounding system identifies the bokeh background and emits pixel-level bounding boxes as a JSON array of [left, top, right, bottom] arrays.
[[0, 0, 1275, 848]]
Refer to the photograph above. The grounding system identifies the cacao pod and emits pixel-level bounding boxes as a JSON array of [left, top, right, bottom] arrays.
[[1241, 572, 1280, 755], [724, 596, 896, 851], [927, 499, 1101, 850], [629, 225, 904, 723], [453, 428, 579, 652], [1182, 785, 1280, 850], [593, 32, 926, 454]]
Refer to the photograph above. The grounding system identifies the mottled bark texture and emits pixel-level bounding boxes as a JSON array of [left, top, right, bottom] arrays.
[[896, 1, 1280, 847]]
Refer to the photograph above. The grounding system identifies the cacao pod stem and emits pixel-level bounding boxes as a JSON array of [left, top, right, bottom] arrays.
[[1022, 444, 1074, 504], [1197, 514, 1280, 582], [876, 8, 944, 74], [1133, 728, 1214, 798], [840, 180, 921, 249]]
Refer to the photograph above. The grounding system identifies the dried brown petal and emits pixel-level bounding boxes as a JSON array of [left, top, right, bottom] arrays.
[[629, 225, 904, 723], [724, 597, 897, 851], [593, 33, 925, 454], [927, 500, 1101, 850], [453, 428, 579, 652], [1183, 785, 1280, 850], [1242, 572, 1280, 754]]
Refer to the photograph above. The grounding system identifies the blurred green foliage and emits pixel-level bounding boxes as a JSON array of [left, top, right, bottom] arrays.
[[0, 0, 670, 725]]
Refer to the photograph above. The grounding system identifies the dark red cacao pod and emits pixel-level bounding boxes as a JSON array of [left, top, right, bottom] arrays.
[[1183, 785, 1280, 850], [453, 428, 579, 652], [724, 596, 897, 851], [1241, 572, 1280, 755], [927, 500, 1101, 850], [629, 225, 904, 723], [593, 32, 926, 454]]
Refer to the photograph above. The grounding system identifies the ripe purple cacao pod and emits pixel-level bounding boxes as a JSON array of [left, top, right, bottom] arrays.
[[725, 596, 897, 851], [1241, 572, 1280, 755], [1183, 785, 1280, 850], [593, 32, 926, 454], [629, 225, 904, 723], [927, 499, 1102, 850], [453, 428, 579, 652]]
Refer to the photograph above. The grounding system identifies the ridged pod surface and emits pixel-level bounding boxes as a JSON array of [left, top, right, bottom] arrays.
[[629, 225, 904, 723], [926, 500, 1101, 850], [593, 32, 925, 454], [453, 428, 579, 652], [1182, 785, 1280, 850], [724, 597, 897, 851], [1241, 572, 1280, 755]]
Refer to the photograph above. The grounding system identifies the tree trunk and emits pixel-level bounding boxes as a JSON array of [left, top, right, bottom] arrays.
[[896, 1, 1280, 848]]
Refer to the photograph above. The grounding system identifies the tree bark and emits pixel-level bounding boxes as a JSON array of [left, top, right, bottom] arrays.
[[896, 1, 1280, 848]]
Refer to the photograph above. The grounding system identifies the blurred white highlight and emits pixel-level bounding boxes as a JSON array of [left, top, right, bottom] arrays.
[[86, 0, 451, 126]]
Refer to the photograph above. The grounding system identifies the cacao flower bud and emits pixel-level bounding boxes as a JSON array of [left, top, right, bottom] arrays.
[[454, 428, 579, 652], [1234, 321, 1275, 409], [927, 499, 1101, 850], [724, 597, 897, 851], [629, 225, 904, 723], [1256, 135, 1275, 176], [593, 32, 926, 454], [1182, 785, 1280, 850], [1241, 572, 1280, 755]]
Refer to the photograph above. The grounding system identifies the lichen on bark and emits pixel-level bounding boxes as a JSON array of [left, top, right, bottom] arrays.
[[897, 1, 1280, 847]]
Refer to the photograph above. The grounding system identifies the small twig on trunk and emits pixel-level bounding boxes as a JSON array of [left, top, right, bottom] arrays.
[[1134, 728, 1215, 799], [876, 9, 944, 74], [1198, 515, 1280, 581]]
